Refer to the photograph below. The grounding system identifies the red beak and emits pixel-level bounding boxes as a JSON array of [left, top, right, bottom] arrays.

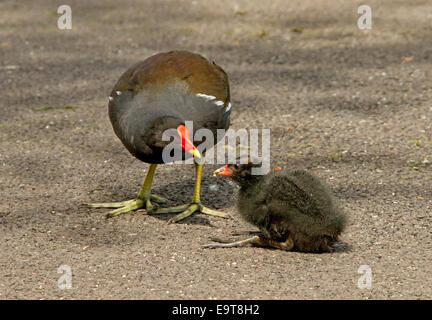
[[214, 164, 231, 176], [177, 125, 201, 158]]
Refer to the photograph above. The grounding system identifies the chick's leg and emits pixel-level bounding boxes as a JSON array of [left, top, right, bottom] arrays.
[[203, 235, 294, 251], [203, 236, 262, 248]]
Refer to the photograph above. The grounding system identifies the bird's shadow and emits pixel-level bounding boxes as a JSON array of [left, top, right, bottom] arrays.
[[328, 240, 351, 253]]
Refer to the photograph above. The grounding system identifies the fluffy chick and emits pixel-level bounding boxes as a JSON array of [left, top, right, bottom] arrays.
[[210, 161, 347, 252]]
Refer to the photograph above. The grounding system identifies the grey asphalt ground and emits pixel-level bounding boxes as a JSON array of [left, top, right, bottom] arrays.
[[0, 0, 431, 299]]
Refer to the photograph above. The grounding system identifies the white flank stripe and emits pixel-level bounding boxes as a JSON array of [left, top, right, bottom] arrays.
[[108, 96, 114, 101], [215, 100, 225, 107], [196, 93, 216, 101], [226, 102, 232, 112]]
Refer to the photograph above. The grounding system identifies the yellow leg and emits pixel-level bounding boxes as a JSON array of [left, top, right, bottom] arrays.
[[150, 163, 231, 223], [88, 164, 167, 218]]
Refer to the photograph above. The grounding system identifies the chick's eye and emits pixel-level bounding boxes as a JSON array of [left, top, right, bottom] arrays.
[[234, 164, 239, 169]]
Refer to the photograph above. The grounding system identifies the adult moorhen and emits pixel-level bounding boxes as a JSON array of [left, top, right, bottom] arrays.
[[205, 160, 347, 252], [89, 51, 231, 222]]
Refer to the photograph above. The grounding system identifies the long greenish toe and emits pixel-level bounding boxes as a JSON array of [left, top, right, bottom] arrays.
[[107, 199, 144, 217], [169, 203, 200, 223], [88, 199, 135, 208], [88, 194, 166, 218], [200, 205, 231, 218], [150, 203, 230, 223], [150, 194, 168, 204], [148, 204, 189, 215]]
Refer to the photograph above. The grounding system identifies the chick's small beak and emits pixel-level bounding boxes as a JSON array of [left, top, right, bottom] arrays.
[[214, 164, 231, 176]]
